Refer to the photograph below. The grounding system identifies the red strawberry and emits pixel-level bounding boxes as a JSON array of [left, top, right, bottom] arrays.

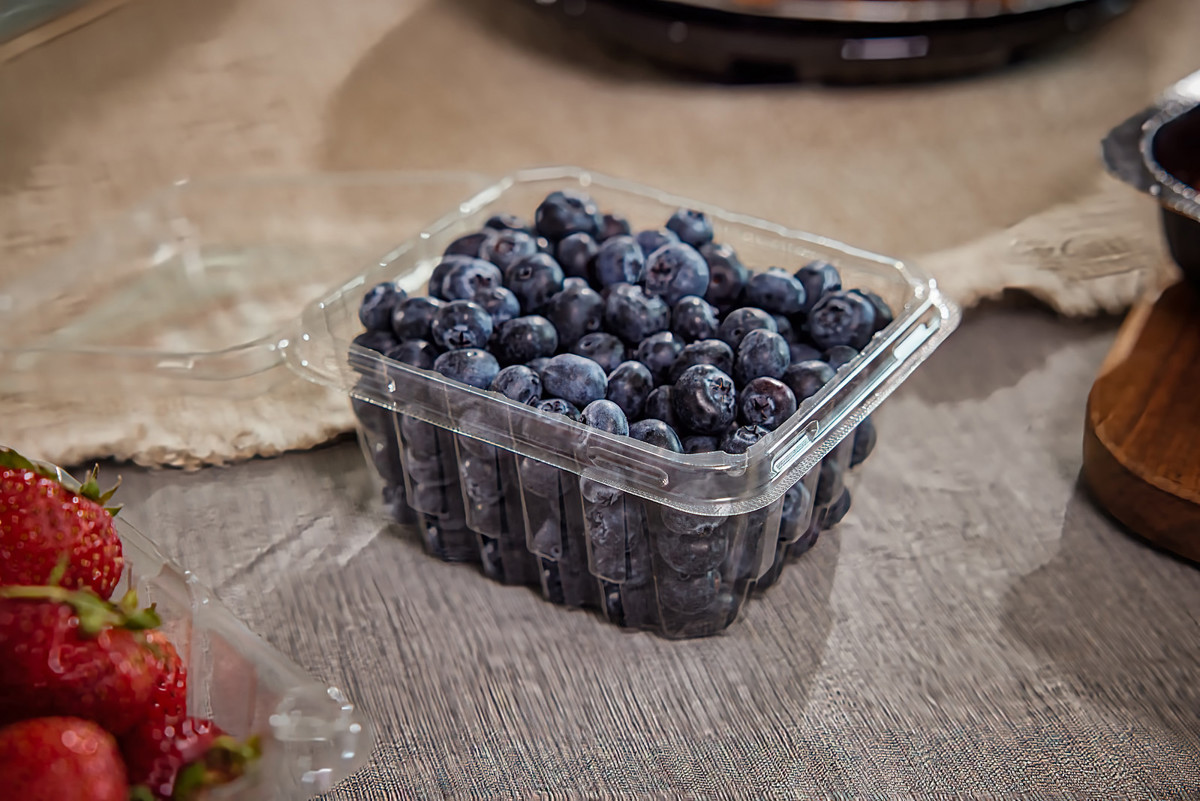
[[0, 583, 162, 735], [0, 447, 123, 599], [0, 716, 129, 801], [144, 629, 188, 731], [123, 717, 261, 801]]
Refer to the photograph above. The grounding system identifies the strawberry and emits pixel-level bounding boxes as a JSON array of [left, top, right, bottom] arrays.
[[0, 716, 129, 801], [0, 583, 162, 735], [123, 717, 261, 801], [0, 447, 123, 599], [144, 629, 189, 731]]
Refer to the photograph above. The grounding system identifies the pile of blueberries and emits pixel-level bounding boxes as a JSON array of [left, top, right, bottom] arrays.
[[350, 189, 887, 636]]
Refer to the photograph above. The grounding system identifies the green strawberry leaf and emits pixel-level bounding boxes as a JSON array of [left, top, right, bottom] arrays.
[[129, 786, 156, 801], [0, 584, 161, 637], [171, 734, 262, 800]]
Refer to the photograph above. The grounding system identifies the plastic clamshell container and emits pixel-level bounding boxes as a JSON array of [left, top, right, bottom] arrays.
[[113, 519, 373, 799], [287, 166, 960, 638]]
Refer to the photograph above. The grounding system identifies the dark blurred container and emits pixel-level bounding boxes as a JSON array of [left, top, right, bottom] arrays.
[[0, 0, 89, 45]]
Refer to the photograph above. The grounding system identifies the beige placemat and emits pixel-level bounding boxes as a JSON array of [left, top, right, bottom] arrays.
[[0, 0, 1195, 469]]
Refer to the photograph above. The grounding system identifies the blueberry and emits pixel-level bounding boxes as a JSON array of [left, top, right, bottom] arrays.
[[815, 458, 843, 506], [484, 213, 533, 234], [401, 415, 441, 455], [772, 314, 796, 344], [790, 342, 822, 364], [563, 276, 590, 292], [580, 399, 630, 435], [392, 296, 443, 341], [850, 416, 877, 467], [439, 258, 503, 301], [535, 190, 603, 241], [573, 332, 626, 374], [504, 253, 565, 313], [682, 435, 720, 453], [824, 345, 858, 371], [745, 267, 807, 315], [351, 384, 392, 435], [541, 353, 608, 408], [717, 307, 777, 350], [443, 232, 492, 260], [359, 282, 407, 332], [592, 235, 645, 287], [656, 571, 718, 614], [700, 242, 748, 311], [782, 359, 835, 402], [821, 487, 852, 529], [739, 377, 797, 431], [789, 521, 820, 558], [384, 339, 438, 371], [600, 212, 632, 240], [405, 451, 444, 484], [471, 285, 521, 327], [628, 419, 683, 452], [481, 230, 540, 273], [807, 290, 877, 350], [519, 456, 563, 498], [671, 296, 720, 342], [850, 288, 894, 334], [431, 300, 493, 351], [536, 397, 581, 421], [460, 454, 503, 505], [794, 260, 842, 313], [781, 480, 811, 524], [495, 315, 559, 365], [734, 329, 790, 386], [635, 228, 679, 258], [428, 256, 469, 299], [604, 283, 670, 344], [643, 243, 710, 306], [543, 284, 604, 348], [606, 360, 654, 420], [665, 208, 714, 249], [673, 364, 737, 435], [668, 339, 735, 383], [352, 329, 397, 359], [635, 331, 684, 384], [642, 386, 679, 429], [581, 477, 623, 507], [490, 364, 543, 405], [721, 424, 770, 454], [528, 356, 552, 376], [433, 348, 500, 389], [656, 527, 727, 575], [556, 232, 599, 279]]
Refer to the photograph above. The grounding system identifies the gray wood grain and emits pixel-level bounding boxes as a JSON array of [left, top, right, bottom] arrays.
[[103, 306, 1200, 800]]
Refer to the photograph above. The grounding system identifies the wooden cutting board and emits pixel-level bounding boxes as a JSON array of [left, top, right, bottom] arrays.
[[1083, 279, 1200, 563]]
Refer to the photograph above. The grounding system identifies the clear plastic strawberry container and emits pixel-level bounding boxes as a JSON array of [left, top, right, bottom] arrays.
[[286, 166, 961, 639]]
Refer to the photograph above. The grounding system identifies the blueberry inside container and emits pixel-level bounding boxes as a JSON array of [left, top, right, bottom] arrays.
[[287, 166, 960, 639]]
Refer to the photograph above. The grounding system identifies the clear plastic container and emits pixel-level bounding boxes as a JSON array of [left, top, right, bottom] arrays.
[[287, 166, 961, 639]]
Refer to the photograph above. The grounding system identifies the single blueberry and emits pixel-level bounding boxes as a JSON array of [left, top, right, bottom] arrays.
[[850, 416, 877, 467], [682, 434, 720, 453], [556, 232, 599, 279], [580, 399, 630, 436], [665, 208, 714, 249], [563, 276, 590, 292], [824, 345, 859, 371], [391, 296, 443, 341], [717, 307, 777, 350], [401, 415, 441, 456], [671, 296, 720, 342], [734, 329, 791, 386], [528, 356, 552, 376], [573, 332, 626, 374], [815, 458, 843, 506], [600, 212, 632, 240], [541, 353, 608, 408], [352, 329, 397, 359], [490, 364, 543, 405], [721, 424, 770, 454], [794, 260, 842, 313], [807, 290, 877, 350], [643, 242, 710, 306], [668, 339, 735, 383], [739, 377, 798, 431], [519, 456, 563, 499], [430, 300, 493, 351], [359, 282, 407, 332], [405, 451, 444, 484], [656, 527, 727, 575], [428, 255, 470, 299], [433, 348, 500, 389], [536, 397, 581, 421], [484, 213, 533, 234], [543, 284, 604, 348], [628, 419, 683, 452], [789, 521, 820, 558], [635, 331, 684, 384], [673, 364, 738, 435], [471, 285, 521, 327], [443, 232, 492, 260], [481, 229, 540, 273], [642, 386, 679, 429], [384, 339, 438, 371], [535, 190, 603, 241], [745, 267, 807, 315], [772, 315, 797, 344], [504, 252, 565, 313], [635, 228, 679, 258], [495, 315, 559, 365], [821, 487, 852, 529], [604, 283, 670, 344], [790, 342, 822, 364], [439, 258, 503, 301], [850, 288, 894, 334], [782, 359, 835, 402], [592, 235, 645, 287], [606, 360, 654, 420], [656, 571, 718, 614], [781, 480, 811, 524], [700, 242, 748, 311]]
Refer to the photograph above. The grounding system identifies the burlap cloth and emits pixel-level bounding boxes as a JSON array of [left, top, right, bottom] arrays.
[[0, 0, 1196, 469]]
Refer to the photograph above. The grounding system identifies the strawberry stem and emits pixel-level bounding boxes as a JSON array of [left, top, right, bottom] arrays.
[[171, 734, 262, 800], [0, 447, 122, 516], [0, 585, 160, 636]]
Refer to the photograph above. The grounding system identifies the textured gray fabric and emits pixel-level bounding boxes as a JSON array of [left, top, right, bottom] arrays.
[[107, 306, 1200, 800]]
